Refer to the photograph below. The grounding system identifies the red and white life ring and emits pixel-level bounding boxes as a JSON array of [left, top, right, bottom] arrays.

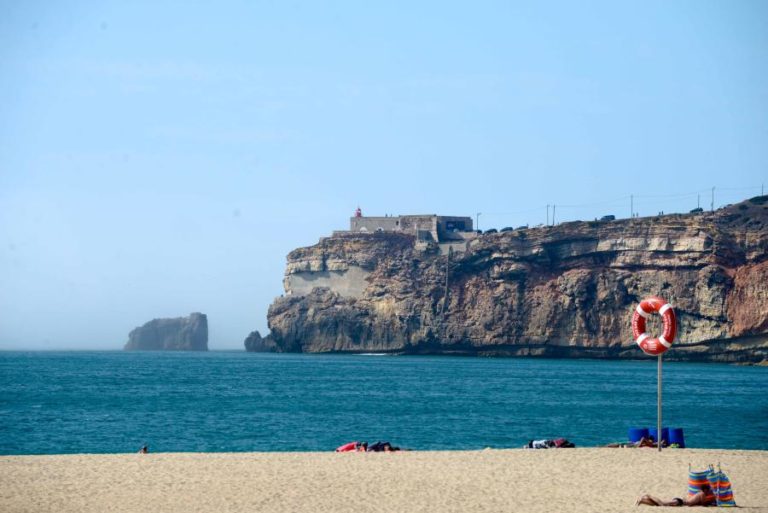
[[631, 296, 677, 356]]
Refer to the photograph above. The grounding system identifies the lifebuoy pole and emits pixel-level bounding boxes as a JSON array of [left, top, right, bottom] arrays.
[[632, 296, 676, 453], [657, 354, 662, 453]]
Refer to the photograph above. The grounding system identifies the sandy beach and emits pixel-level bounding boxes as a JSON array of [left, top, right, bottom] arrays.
[[1, 448, 766, 512]]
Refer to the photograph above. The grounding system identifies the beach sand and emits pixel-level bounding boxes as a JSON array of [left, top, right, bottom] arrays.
[[1, 449, 767, 512]]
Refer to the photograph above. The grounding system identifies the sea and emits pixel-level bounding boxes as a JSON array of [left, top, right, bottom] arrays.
[[1, 351, 766, 455]]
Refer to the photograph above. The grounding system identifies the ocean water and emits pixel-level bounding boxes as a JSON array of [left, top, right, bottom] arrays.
[[0, 351, 766, 455]]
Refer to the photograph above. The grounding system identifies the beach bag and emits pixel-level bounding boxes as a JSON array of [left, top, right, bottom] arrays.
[[687, 467, 717, 505], [707, 468, 736, 507]]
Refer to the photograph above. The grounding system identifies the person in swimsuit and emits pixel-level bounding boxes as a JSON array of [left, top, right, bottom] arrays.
[[605, 437, 655, 448], [636, 484, 715, 507]]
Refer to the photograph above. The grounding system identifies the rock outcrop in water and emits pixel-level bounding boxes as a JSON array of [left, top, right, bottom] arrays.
[[243, 330, 276, 352], [255, 197, 768, 362], [125, 312, 208, 351]]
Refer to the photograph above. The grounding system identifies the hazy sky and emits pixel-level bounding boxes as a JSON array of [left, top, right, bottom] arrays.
[[1, 1, 766, 350]]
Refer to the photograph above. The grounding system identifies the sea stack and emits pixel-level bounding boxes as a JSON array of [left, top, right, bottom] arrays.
[[124, 312, 208, 351], [244, 330, 277, 352]]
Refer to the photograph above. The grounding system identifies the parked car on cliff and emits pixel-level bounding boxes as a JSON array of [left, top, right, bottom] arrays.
[[484, 228, 498, 234]]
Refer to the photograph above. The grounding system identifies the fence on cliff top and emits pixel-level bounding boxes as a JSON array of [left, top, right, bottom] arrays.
[[476, 185, 765, 231]]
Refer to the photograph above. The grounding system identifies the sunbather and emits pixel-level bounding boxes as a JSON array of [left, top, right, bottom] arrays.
[[604, 437, 655, 448], [368, 441, 400, 452], [335, 441, 368, 452], [523, 438, 575, 449], [636, 483, 715, 507]]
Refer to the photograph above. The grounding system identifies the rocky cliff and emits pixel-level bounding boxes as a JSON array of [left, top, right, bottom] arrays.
[[257, 197, 768, 362], [125, 312, 208, 351]]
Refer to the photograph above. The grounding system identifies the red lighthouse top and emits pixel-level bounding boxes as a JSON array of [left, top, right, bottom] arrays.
[[354, 207, 362, 217]]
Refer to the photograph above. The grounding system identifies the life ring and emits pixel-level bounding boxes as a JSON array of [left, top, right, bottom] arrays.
[[631, 296, 676, 356]]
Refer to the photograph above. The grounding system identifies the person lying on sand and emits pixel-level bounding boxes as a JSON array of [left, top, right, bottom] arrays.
[[367, 441, 400, 452], [335, 441, 406, 452], [605, 437, 655, 448], [636, 484, 715, 507], [335, 441, 368, 452], [523, 438, 576, 449]]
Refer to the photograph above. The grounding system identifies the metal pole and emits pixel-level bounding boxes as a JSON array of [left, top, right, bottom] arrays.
[[476, 212, 481, 232], [443, 249, 450, 315], [630, 194, 633, 218], [658, 354, 663, 453], [711, 187, 715, 212], [553, 205, 556, 225]]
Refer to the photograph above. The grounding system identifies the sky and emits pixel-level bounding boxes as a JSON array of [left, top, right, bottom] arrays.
[[0, 1, 766, 350]]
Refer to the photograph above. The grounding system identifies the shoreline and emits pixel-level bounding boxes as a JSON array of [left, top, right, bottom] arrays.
[[4, 446, 768, 457], [4, 348, 768, 365], [2, 448, 767, 512]]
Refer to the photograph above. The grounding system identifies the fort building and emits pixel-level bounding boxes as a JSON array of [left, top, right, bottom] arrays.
[[290, 209, 477, 297], [347, 208, 474, 243]]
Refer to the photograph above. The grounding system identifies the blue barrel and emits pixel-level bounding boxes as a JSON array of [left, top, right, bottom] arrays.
[[628, 427, 650, 443], [669, 428, 685, 448], [649, 427, 670, 445]]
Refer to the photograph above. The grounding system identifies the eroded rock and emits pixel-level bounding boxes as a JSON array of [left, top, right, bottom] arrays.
[[262, 198, 768, 362]]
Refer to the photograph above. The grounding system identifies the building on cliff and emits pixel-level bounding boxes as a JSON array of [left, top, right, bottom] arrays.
[[345, 209, 474, 243]]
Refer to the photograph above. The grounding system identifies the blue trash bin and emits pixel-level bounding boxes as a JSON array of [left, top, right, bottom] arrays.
[[649, 427, 670, 445], [628, 427, 650, 443], [669, 428, 685, 448]]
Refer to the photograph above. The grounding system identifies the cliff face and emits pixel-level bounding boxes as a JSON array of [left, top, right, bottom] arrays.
[[124, 312, 208, 351], [262, 197, 768, 362]]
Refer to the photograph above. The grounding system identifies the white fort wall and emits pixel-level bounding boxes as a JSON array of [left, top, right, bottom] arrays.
[[349, 215, 473, 242]]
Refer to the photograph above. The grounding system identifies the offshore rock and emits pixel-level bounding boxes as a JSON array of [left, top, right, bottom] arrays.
[[243, 330, 276, 352], [124, 312, 208, 351], [265, 197, 768, 362]]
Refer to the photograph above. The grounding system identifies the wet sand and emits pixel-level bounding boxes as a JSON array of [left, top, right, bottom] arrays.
[[2, 448, 766, 512]]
